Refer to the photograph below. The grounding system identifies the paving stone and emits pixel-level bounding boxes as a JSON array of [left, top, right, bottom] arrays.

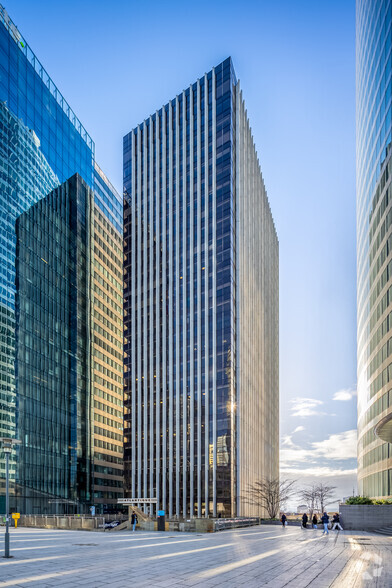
[[1, 525, 392, 586]]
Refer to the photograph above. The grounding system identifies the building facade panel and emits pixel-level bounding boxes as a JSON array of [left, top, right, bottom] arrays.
[[16, 175, 93, 513], [124, 57, 278, 517], [0, 5, 124, 511], [357, 0, 392, 498]]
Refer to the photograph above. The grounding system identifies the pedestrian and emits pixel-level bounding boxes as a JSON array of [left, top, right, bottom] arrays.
[[321, 512, 329, 535], [131, 511, 138, 532], [302, 513, 308, 529], [312, 514, 318, 529], [281, 513, 287, 528], [332, 513, 343, 531]]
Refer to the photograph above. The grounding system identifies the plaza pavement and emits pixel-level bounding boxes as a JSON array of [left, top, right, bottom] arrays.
[[0, 524, 391, 587]]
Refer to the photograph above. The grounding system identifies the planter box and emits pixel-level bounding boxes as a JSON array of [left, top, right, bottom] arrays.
[[339, 504, 392, 531]]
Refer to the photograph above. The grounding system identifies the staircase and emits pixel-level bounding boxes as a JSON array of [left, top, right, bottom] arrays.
[[374, 525, 392, 536]]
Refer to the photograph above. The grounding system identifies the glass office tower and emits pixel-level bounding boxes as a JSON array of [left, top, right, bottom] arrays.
[[357, 0, 392, 497], [123, 58, 279, 518], [0, 4, 123, 512], [16, 175, 93, 513]]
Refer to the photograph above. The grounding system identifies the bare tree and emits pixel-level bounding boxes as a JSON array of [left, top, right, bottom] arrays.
[[315, 483, 336, 513], [244, 478, 296, 519], [299, 484, 319, 519]]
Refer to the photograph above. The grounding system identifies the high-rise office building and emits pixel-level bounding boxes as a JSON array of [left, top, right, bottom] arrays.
[[91, 164, 124, 512], [357, 0, 392, 498], [0, 4, 123, 513], [16, 174, 93, 513], [16, 172, 124, 514], [123, 57, 279, 518]]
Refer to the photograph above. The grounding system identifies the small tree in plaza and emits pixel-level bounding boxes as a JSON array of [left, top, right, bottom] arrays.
[[244, 478, 296, 519], [299, 484, 319, 520], [315, 483, 336, 513]]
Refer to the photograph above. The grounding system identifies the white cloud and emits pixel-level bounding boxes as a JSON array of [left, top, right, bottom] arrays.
[[333, 388, 357, 401], [290, 397, 325, 417], [280, 466, 357, 477], [281, 435, 295, 448], [292, 426, 305, 434], [280, 429, 358, 469], [311, 429, 357, 460]]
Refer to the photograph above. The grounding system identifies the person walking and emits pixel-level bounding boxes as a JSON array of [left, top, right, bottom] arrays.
[[131, 511, 138, 532], [332, 513, 343, 531], [312, 514, 318, 529], [321, 512, 329, 535], [302, 513, 308, 529], [281, 513, 287, 528]]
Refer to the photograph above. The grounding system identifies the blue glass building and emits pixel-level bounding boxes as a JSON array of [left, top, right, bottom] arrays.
[[356, 0, 392, 497], [0, 4, 123, 512], [123, 58, 279, 518]]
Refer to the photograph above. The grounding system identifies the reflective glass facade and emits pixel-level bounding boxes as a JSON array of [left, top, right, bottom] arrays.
[[16, 175, 92, 513], [0, 4, 123, 512], [0, 101, 58, 489], [123, 58, 279, 518], [357, 0, 392, 497]]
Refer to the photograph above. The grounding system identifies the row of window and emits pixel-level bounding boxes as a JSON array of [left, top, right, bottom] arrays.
[[94, 378, 123, 403], [94, 411, 123, 431], [94, 259, 122, 292], [94, 297, 122, 326], [94, 399, 123, 419], [94, 323, 122, 350], [94, 272, 122, 303], [93, 309, 122, 338], [94, 245, 122, 280], [360, 441, 391, 469], [94, 426, 123, 443], [94, 335, 122, 361], [93, 283, 122, 314], [94, 361, 122, 384]]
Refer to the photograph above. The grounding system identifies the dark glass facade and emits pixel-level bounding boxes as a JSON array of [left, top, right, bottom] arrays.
[[0, 5, 123, 512], [357, 0, 392, 498], [16, 175, 92, 513], [123, 58, 279, 518]]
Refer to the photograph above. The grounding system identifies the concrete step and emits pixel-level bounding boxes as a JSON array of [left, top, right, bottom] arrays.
[[108, 520, 131, 532], [374, 526, 392, 536]]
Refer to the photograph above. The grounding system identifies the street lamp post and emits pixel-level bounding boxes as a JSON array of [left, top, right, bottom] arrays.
[[0, 438, 21, 558]]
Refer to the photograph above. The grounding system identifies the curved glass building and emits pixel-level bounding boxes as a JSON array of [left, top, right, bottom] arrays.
[[357, 0, 392, 497]]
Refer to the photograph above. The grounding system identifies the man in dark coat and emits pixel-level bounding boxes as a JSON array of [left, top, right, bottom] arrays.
[[321, 512, 329, 535], [302, 513, 308, 528]]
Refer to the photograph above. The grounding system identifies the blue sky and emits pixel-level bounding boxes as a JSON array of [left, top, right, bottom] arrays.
[[8, 0, 357, 504]]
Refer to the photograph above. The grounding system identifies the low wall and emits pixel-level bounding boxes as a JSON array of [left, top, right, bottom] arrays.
[[19, 515, 106, 531], [339, 505, 392, 531], [138, 518, 215, 533], [139, 517, 259, 533]]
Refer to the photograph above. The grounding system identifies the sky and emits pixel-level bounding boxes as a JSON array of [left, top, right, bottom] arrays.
[[8, 0, 357, 508]]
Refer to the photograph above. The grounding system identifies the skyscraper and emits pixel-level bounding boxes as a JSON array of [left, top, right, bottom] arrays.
[[356, 0, 392, 498], [123, 57, 279, 518], [16, 174, 93, 513], [0, 4, 123, 513]]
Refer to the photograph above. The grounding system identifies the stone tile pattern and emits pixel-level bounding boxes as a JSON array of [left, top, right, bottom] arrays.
[[0, 524, 391, 587]]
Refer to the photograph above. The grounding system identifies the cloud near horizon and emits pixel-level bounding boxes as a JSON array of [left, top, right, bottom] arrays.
[[280, 429, 358, 503], [280, 429, 357, 470]]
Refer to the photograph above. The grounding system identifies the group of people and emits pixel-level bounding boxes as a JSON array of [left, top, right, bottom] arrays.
[[280, 512, 343, 534]]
